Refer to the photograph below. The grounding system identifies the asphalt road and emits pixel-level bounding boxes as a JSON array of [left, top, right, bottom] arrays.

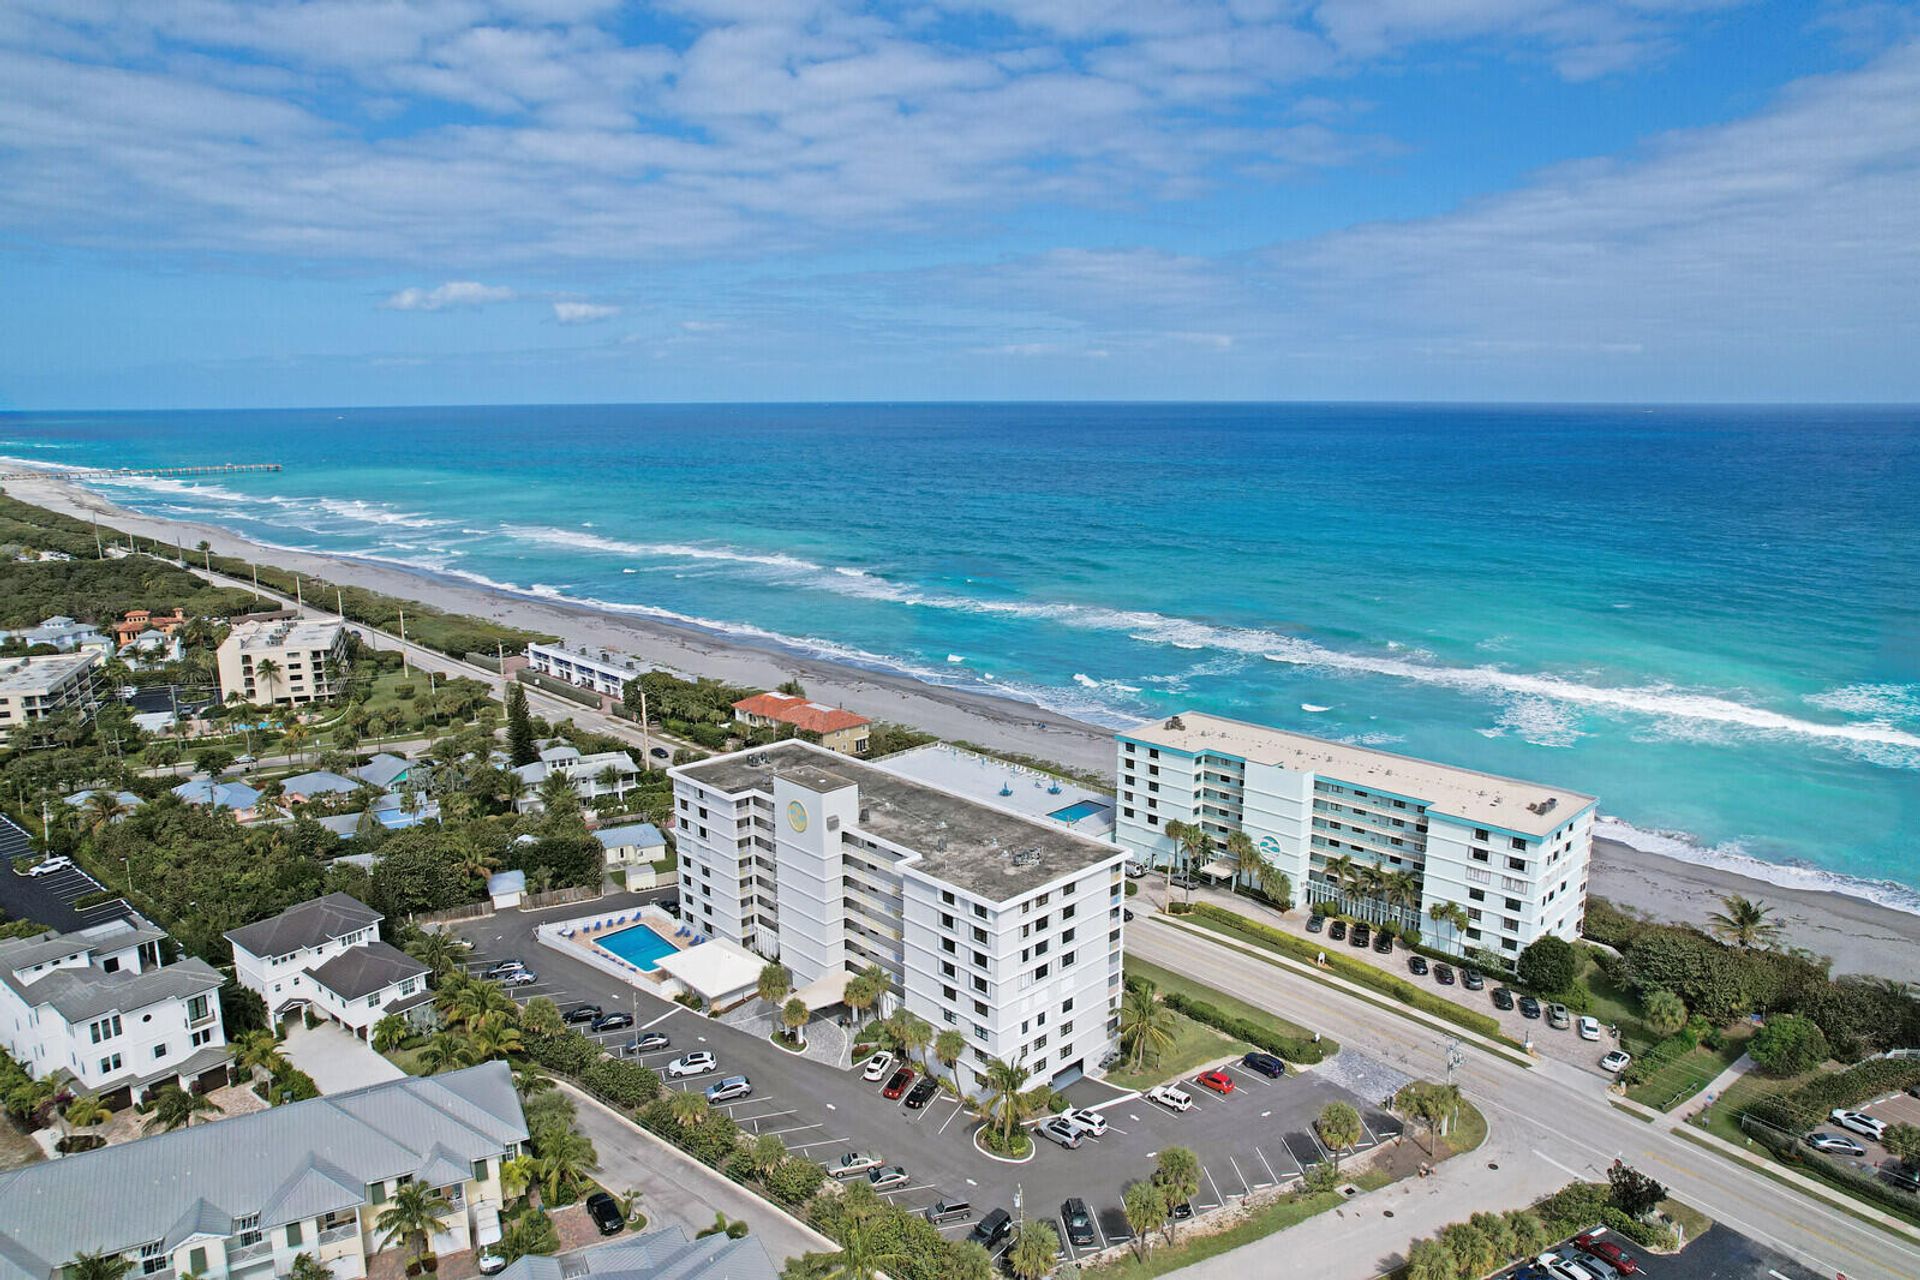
[[1130, 916, 1920, 1280], [455, 896, 1391, 1271]]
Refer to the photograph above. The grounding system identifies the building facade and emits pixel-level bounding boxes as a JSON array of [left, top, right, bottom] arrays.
[[0, 916, 228, 1103], [671, 741, 1125, 1088], [225, 894, 431, 1037], [0, 1062, 528, 1280], [731, 691, 871, 755], [524, 641, 651, 700], [1114, 713, 1596, 957], [0, 651, 102, 743], [215, 617, 348, 706], [511, 747, 643, 812]]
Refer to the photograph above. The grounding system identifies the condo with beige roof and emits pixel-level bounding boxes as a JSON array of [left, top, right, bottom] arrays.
[[1116, 711, 1596, 958]]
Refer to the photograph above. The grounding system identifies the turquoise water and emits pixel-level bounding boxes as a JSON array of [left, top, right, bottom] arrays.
[[1051, 800, 1112, 823], [1, 404, 1915, 908], [597, 923, 677, 971]]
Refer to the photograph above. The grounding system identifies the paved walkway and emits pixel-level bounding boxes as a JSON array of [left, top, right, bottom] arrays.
[[1679, 1051, 1755, 1122], [283, 1021, 406, 1093], [717, 1002, 851, 1070]]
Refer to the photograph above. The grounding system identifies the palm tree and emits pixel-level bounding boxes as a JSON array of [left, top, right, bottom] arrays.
[[1707, 894, 1784, 949], [781, 997, 811, 1047], [1007, 1221, 1059, 1280], [1352, 863, 1384, 922], [1151, 1147, 1202, 1242], [372, 1013, 410, 1054], [1224, 830, 1261, 893], [885, 1008, 932, 1062], [757, 962, 792, 1007], [417, 1031, 473, 1074], [1122, 1180, 1167, 1261], [1643, 989, 1688, 1037], [1119, 982, 1177, 1071], [1254, 859, 1292, 909], [843, 964, 887, 1025], [499, 1209, 559, 1260], [669, 1089, 710, 1130], [144, 1085, 222, 1133], [1321, 853, 1356, 911], [231, 1029, 288, 1086], [1381, 870, 1420, 928], [513, 1066, 555, 1098], [978, 1056, 1035, 1151], [1315, 1101, 1363, 1166], [537, 771, 580, 817], [6, 1074, 55, 1124], [750, 1132, 787, 1180], [62, 1093, 111, 1142], [287, 1254, 331, 1280], [64, 1254, 133, 1280], [820, 1212, 911, 1280], [81, 790, 130, 833], [1175, 821, 1213, 901], [934, 1028, 966, 1094], [501, 1153, 538, 1204], [251, 657, 282, 703], [466, 1015, 525, 1062], [376, 1179, 453, 1265], [534, 1128, 599, 1205]]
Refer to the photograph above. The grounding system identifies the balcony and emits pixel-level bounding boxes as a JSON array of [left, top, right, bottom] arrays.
[[318, 1221, 360, 1246], [226, 1238, 272, 1265]]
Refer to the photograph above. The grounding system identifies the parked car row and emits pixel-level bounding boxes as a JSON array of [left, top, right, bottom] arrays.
[[1306, 913, 1397, 956], [1507, 1228, 1643, 1280]]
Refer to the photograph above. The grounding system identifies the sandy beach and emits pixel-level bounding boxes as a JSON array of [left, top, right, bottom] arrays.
[[10, 472, 1918, 978]]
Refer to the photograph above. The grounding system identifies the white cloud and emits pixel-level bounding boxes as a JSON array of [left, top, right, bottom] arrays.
[[381, 281, 518, 311], [552, 300, 621, 324]]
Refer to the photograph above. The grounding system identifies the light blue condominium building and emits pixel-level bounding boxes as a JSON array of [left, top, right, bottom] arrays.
[[1114, 712, 1595, 958]]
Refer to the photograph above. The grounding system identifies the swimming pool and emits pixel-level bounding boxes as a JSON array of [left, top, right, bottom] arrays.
[[1049, 799, 1110, 823], [596, 923, 679, 971]]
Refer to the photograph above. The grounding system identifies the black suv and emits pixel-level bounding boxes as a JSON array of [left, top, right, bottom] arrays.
[[1241, 1051, 1285, 1078], [904, 1077, 940, 1109], [562, 1003, 603, 1024], [1517, 993, 1542, 1019], [1373, 930, 1393, 954], [1349, 923, 1372, 948], [585, 1191, 625, 1235], [1491, 986, 1516, 1011], [1061, 1198, 1096, 1248], [968, 1208, 1013, 1252], [1407, 955, 1429, 976], [1328, 920, 1348, 941]]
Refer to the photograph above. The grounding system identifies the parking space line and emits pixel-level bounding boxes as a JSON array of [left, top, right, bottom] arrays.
[[936, 1102, 967, 1135], [1202, 1163, 1227, 1208], [1256, 1146, 1279, 1185], [786, 1136, 851, 1151], [1226, 1154, 1250, 1197], [640, 1007, 678, 1029]]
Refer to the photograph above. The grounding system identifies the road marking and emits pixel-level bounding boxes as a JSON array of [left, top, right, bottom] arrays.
[[1533, 1148, 1589, 1181], [640, 1007, 678, 1029], [1203, 1163, 1228, 1206], [1260, 1110, 1272, 1118], [1257, 1146, 1279, 1184], [786, 1136, 851, 1150], [965, 1177, 978, 1187], [936, 1103, 966, 1135], [825, 1102, 837, 1111], [1227, 1154, 1249, 1196]]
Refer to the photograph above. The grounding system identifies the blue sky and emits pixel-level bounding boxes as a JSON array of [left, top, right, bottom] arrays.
[[2, 0, 1917, 408]]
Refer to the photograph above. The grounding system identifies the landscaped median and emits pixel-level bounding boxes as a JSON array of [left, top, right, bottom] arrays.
[[1160, 904, 1529, 1055]]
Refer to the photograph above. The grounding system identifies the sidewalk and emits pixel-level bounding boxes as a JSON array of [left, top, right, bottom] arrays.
[[1679, 1051, 1754, 1122]]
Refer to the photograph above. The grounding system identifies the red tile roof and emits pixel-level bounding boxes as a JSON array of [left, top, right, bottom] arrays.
[[733, 691, 870, 734]]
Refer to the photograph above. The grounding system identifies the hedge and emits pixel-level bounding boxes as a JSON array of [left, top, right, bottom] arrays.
[[1620, 1029, 1697, 1088], [1187, 905, 1506, 1041], [1747, 1056, 1920, 1130], [1740, 1113, 1920, 1225], [1158, 990, 1331, 1065], [70, 889, 124, 911]]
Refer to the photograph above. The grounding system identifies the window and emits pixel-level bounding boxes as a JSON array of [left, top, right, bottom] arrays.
[[1511, 836, 1527, 851], [1467, 888, 1485, 902], [473, 1158, 491, 1182], [370, 1180, 388, 1204], [88, 1014, 122, 1043], [98, 1053, 122, 1074], [1505, 897, 1521, 911], [152, 1043, 168, 1060], [191, 1028, 215, 1047], [1471, 848, 1489, 863], [186, 994, 211, 1023], [1474, 828, 1489, 841], [286, 1221, 303, 1246], [1507, 857, 1527, 873], [1062, 996, 1074, 1013]]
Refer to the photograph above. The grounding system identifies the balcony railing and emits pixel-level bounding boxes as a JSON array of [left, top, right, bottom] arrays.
[[318, 1221, 360, 1245], [226, 1238, 272, 1264]]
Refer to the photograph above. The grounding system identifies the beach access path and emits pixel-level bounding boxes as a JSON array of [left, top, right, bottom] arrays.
[[10, 473, 1918, 979]]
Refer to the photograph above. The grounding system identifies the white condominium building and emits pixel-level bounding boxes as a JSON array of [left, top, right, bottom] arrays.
[[671, 741, 1126, 1089], [525, 641, 651, 700], [216, 617, 348, 706], [0, 651, 102, 743], [1115, 713, 1596, 957], [0, 915, 228, 1103]]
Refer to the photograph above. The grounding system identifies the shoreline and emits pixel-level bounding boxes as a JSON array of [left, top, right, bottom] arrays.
[[9, 472, 1917, 977]]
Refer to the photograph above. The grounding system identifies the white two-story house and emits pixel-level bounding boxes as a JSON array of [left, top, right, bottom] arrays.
[[0, 915, 228, 1105], [225, 894, 432, 1039]]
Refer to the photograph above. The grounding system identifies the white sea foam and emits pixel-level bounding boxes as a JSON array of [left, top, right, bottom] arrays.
[[1596, 817, 1920, 917], [1804, 682, 1920, 721], [947, 654, 965, 663], [1073, 673, 1097, 688], [1301, 703, 1332, 713], [1494, 695, 1581, 748], [500, 524, 825, 573]]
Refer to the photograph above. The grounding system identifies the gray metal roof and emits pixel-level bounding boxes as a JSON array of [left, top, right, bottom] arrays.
[[497, 1228, 775, 1280], [0, 1061, 527, 1278], [595, 823, 665, 849], [280, 770, 360, 796], [223, 892, 381, 959], [304, 940, 428, 1001], [354, 752, 414, 790], [171, 778, 262, 809], [0, 953, 223, 1023]]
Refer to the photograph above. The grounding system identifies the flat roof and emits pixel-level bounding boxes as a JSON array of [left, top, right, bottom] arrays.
[[1120, 711, 1595, 837], [676, 741, 1121, 900], [225, 617, 345, 652], [875, 742, 1114, 835], [0, 652, 98, 693]]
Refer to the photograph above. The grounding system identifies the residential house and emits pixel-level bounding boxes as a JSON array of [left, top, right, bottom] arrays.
[[2, 615, 112, 656], [279, 770, 362, 804], [225, 893, 432, 1038], [0, 1061, 528, 1280], [594, 822, 667, 871], [121, 628, 183, 667], [353, 752, 415, 792], [731, 690, 871, 756], [172, 778, 263, 821], [511, 747, 643, 813], [111, 607, 188, 647], [61, 788, 144, 820], [0, 915, 227, 1105]]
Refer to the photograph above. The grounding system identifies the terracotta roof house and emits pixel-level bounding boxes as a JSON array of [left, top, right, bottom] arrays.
[[730, 691, 871, 756]]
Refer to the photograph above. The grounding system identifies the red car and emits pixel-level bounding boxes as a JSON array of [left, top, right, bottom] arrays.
[[1573, 1233, 1640, 1275], [882, 1066, 916, 1099], [1196, 1070, 1235, 1095]]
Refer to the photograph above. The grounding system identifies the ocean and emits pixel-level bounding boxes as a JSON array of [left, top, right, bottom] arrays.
[[4, 403, 1917, 908]]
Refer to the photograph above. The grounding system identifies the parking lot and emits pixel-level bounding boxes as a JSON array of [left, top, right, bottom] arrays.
[[0, 814, 134, 932], [457, 896, 1398, 1268], [1491, 1222, 1824, 1280]]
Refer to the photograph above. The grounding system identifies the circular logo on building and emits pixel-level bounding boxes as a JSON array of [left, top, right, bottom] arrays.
[[787, 800, 809, 832]]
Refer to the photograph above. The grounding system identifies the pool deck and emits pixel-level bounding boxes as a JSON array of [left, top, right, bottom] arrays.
[[543, 907, 693, 988]]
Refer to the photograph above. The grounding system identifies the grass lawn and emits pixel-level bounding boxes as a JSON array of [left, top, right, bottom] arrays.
[[1125, 956, 1325, 1049], [1691, 1061, 1813, 1145], [1579, 956, 1653, 1047], [1626, 1025, 1752, 1111], [1660, 1196, 1713, 1243], [383, 1045, 432, 1077], [1443, 1099, 1488, 1156], [1088, 1169, 1394, 1279], [1103, 1012, 1239, 1092]]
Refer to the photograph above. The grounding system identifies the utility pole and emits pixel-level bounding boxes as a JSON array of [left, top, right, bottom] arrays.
[[399, 608, 410, 675], [251, 562, 260, 598], [295, 576, 303, 610], [91, 515, 103, 559]]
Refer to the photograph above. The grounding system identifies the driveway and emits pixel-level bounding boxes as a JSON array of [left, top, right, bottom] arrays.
[[283, 1021, 405, 1093]]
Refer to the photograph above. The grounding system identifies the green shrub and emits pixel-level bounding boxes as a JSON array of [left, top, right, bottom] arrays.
[[1748, 1057, 1920, 1129], [1159, 990, 1330, 1064], [1748, 1015, 1830, 1077], [1188, 904, 1505, 1041], [1620, 1029, 1697, 1087], [70, 889, 123, 911], [579, 1056, 662, 1108], [1517, 935, 1579, 995]]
